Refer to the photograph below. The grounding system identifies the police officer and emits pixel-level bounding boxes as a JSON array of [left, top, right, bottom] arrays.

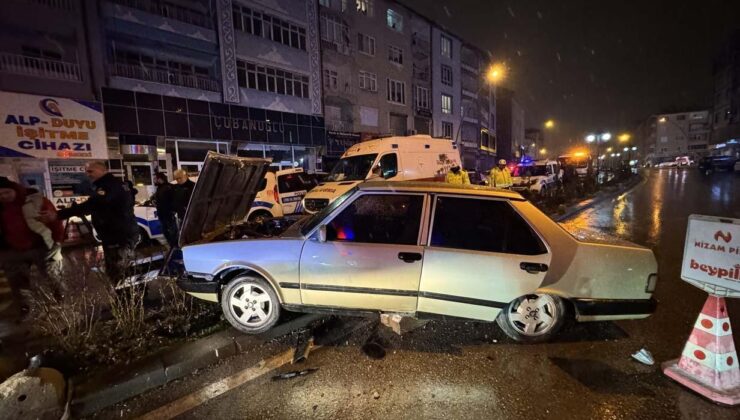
[[39, 161, 139, 283], [489, 159, 513, 189], [172, 169, 195, 221], [445, 165, 470, 185]]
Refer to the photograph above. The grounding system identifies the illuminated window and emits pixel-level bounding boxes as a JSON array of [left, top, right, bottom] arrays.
[[386, 9, 403, 32]]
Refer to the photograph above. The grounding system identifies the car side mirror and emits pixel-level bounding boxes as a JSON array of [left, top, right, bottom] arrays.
[[317, 225, 327, 243]]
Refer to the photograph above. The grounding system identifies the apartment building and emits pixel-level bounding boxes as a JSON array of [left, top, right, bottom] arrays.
[[641, 110, 710, 164]]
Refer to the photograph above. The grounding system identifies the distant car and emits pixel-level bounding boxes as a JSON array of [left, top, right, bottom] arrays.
[[177, 153, 658, 343], [511, 160, 559, 197], [698, 144, 739, 174], [656, 161, 678, 168]]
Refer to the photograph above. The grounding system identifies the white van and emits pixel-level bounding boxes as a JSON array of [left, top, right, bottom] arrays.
[[511, 159, 560, 197], [302, 135, 461, 213], [248, 168, 318, 222]]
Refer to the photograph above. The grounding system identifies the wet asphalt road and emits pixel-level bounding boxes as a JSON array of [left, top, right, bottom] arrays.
[[99, 169, 740, 420]]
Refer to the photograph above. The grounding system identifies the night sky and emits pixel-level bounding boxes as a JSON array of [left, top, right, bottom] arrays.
[[403, 0, 740, 151]]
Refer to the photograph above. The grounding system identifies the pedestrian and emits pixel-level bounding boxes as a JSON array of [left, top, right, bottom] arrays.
[[124, 179, 138, 203], [39, 161, 139, 284], [153, 172, 178, 248], [445, 165, 471, 185], [172, 169, 195, 221], [0, 177, 65, 314], [489, 159, 513, 189]]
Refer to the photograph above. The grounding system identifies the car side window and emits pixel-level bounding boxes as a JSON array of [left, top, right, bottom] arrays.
[[430, 196, 547, 255], [326, 194, 423, 245], [379, 154, 398, 178]]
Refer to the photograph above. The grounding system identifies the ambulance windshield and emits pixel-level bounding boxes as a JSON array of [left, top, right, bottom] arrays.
[[326, 154, 378, 182]]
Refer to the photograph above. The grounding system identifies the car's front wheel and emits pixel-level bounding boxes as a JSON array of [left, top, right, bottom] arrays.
[[496, 294, 567, 343], [221, 275, 280, 334]]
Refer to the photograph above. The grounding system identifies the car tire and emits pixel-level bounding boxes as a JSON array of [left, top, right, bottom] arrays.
[[221, 275, 280, 334], [496, 294, 567, 343], [248, 210, 272, 224]]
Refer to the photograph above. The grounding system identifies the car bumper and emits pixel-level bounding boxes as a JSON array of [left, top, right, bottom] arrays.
[[572, 297, 657, 320], [177, 273, 219, 302]]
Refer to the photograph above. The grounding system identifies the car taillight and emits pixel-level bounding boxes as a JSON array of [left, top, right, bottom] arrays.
[[273, 185, 279, 203], [646, 273, 658, 293]]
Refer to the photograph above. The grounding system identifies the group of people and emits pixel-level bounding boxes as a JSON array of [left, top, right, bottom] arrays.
[[0, 162, 194, 315], [445, 159, 513, 189]]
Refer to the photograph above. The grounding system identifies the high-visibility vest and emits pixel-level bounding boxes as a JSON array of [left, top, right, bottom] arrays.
[[445, 170, 470, 185], [489, 167, 512, 188]]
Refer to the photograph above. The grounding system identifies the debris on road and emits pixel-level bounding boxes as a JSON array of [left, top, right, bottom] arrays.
[[292, 337, 315, 364], [0, 366, 67, 419], [372, 390, 380, 399], [379, 314, 429, 335], [631, 348, 655, 365], [271, 368, 319, 381]]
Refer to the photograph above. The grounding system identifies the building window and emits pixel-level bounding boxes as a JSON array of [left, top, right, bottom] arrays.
[[441, 64, 453, 86], [441, 35, 452, 58], [676, 114, 686, 120], [232, 5, 307, 51], [324, 69, 338, 91], [359, 70, 377, 92], [415, 86, 429, 110], [388, 45, 403, 65], [442, 122, 453, 138], [387, 79, 406, 104], [441, 94, 452, 114], [237, 60, 309, 98], [356, 0, 374, 16], [319, 0, 330, 7], [320, 12, 350, 52], [357, 33, 376, 56], [386, 9, 403, 32]]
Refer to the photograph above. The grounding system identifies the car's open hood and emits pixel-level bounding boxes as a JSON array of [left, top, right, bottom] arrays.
[[179, 152, 270, 247]]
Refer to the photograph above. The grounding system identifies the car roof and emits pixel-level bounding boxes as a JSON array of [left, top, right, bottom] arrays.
[[357, 181, 525, 201]]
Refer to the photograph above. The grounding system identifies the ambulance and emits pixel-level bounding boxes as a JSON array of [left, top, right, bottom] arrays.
[[302, 135, 461, 213]]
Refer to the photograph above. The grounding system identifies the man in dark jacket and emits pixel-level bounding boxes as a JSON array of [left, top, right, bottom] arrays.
[[153, 172, 178, 248], [40, 161, 139, 283], [172, 169, 195, 221], [0, 177, 65, 313]]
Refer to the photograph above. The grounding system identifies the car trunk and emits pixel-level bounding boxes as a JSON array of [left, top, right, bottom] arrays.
[[179, 151, 271, 247]]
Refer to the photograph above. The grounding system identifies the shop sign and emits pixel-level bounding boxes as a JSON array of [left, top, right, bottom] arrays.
[[48, 159, 92, 207], [212, 116, 285, 133], [681, 215, 740, 294], [328, 130, 361, 151], [0, 91, 107, 159], [416, 109, 432, 118]]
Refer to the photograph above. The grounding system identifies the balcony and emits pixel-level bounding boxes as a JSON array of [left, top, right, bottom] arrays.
[[0, 52, 81, 81], [110, 62, 220, 92], [412, 64, 429, 82], [108, 0, 213, 29]]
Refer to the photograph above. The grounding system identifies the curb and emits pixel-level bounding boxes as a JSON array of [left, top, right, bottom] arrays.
[[70, 313, 325, 417], [554, 176, 644, 222]]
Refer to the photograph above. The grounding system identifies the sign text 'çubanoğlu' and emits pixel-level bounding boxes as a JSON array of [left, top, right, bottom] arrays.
[[681, 215, 740, 294], [0, 91, 107, 159]]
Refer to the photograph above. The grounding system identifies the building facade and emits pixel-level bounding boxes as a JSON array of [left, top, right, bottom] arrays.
[[495, 87, 524, 162], [641, 110, 710, 164], [711, 31, 740, 149]]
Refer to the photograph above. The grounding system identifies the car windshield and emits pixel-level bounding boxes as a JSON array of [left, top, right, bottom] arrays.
[[301, 187, 357, 236], [325, 154, 378, 182], [514, 165, 548, 177], [278, 172, 317, 193]]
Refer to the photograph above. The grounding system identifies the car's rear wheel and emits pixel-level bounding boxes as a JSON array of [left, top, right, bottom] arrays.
[[248, 210, 272, 224], [496, 294, 567, 343], [221, 275, 280, 334]]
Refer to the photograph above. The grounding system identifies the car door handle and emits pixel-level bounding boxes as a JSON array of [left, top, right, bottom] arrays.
[[398, 252, 422, 263], [520, 262, 548, 274]]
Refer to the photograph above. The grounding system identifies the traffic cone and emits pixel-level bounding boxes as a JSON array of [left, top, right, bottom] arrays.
[[663, 295, 740, 405]]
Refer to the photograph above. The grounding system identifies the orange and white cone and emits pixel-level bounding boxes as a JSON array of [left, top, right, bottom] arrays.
[[663, 295, 740, 405]]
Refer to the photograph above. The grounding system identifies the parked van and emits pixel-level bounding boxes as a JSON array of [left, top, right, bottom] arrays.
[[248, 168, 318, 222], [302, 135, 461, 213], [558, 153, 592, 177]]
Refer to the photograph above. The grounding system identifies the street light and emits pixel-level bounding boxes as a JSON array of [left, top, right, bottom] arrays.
[[619, 133, 631, 143], [486, 62, 507, 85], [544, 119, 555, 129], [539, 148, 547, 155], [631, 146, 637, 151], [606, 147, 613, 152], [585, 134, 596, 143], [601, 132, 612, 141], [623, 147, 629, 152], [658, 116, 667, 123]]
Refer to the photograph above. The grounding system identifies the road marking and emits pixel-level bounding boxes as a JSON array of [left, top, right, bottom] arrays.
[[136, 344, 320, 420]]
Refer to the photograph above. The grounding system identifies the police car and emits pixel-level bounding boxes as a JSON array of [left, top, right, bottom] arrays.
[[134, 168, 317, 243], [511, 159, 560, 197]]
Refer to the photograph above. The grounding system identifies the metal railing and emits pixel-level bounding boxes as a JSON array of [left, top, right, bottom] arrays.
[[0, 52, 81, 81], [109, 0, 213, 29], [110, 62, 220, 92]]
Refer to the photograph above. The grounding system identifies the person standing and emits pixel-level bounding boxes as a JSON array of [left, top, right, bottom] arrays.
[[153, 173, 178, 248], [489, 159, 513, 189], [0, 177, 65, 313], [172, 169, 195, 221], [445, 166, 471, 185], [39, 161, 139, 283]]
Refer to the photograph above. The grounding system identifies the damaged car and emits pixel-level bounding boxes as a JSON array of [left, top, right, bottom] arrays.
[[176, 152, 658, 342]]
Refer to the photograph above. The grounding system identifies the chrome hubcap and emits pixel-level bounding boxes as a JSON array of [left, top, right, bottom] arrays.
[[228, 282, 272, 327], [507, 294, 557, 336]]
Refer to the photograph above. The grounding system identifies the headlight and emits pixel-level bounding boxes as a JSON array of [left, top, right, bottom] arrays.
[[646, 273, 658, 293]]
